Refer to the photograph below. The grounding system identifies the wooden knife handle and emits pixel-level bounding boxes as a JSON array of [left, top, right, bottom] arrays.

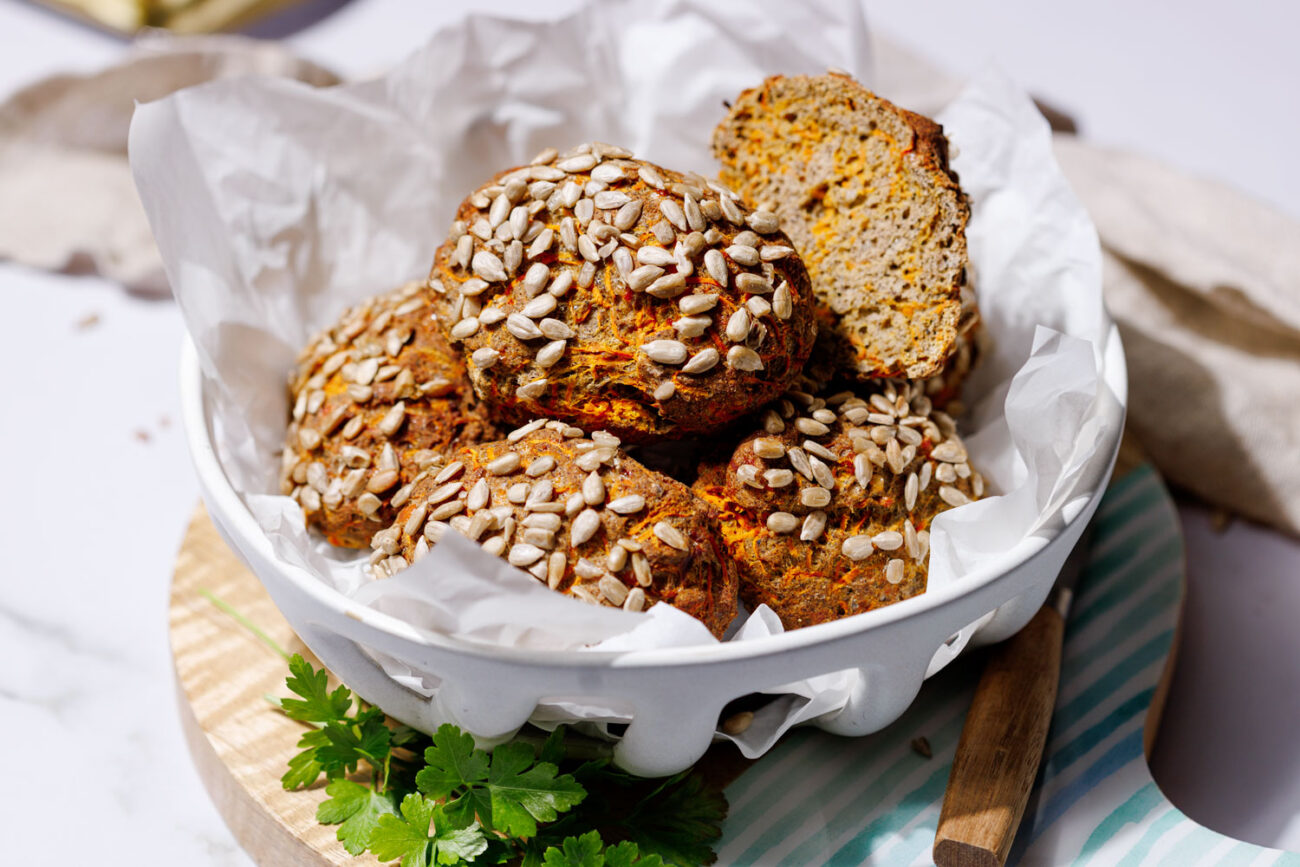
[[934, 604, 1064, 867]]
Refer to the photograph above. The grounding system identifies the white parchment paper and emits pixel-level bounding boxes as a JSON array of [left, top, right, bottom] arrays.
[[130, 0, 1121, 755]]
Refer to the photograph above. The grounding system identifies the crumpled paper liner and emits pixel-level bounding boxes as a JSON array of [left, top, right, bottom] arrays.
[[130, 0, 1120, 755], [0, 32, 337, 294]]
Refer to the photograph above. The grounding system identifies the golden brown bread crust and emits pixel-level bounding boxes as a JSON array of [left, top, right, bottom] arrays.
[[372, 424, 739, 638], [712, 73, 972, 381], [281, 282, 498, 548], [428, 143, 818, 443], [693, 379, 982, 629]]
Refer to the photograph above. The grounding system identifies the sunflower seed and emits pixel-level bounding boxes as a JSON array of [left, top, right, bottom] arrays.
[[842, 535, 874, 560], [651, 220, 675, 245], [472, 250, 508, 282], [654, 380, 676, 401], [357, 492, 382, 516], [885, 558, 904, 584], [760, 245, 794, 261], [643, 340, 688, 365], [525, 480, 556, 509], [872, 530, 903, 550], [939, 485, 971, 507], [792, 418, 827, 437], [747, 210, 780, 233], [653, 521, 689, 550], [904, 472, 919, 511], [750, 438, 784, 459], [434, 461, 464, 484], [425, 481, 463, 506], [626, 264, 665, 291], [671, 315, 710, 339], [676, 347, 717, 375], [646, 273, 687, 298], [698, 249, 729, 288], [487, 193, 510, 228], [917, 529, 931, 562], [719, 194, 744, 225], [659, 199, 688, 231], [679, 293, 719, 315], [932, 441, 967, 463], [527, 339, 564, 368], [726, 244, 759, 266], [571, 474, 601, 509], [636, 246, 675, 267], [466, 478, 491, 512], [591, 162, 624, 183], [787, 447, 813, 481], [529, 320, 571, 345], [449, 317, 479, 341], [487, 453, 521, 476], [509, 206, 530, 241], [725, 308, 752, 342], [623, 587, 646, 612], [594, 191, 631, 210], [508, 543, 545, 567], [607, 494, 646, 514], [631, 552, 652, 587], [800, 487, 832, 508], [767, 511, 798, 534], [376, 402, 406, 437], [598, 574, 629, 605], [736, 464, 762, 488], [557, 153, 597, 173], [683, 193, 705, 231], [530, 147, 558, 166], [607, 544, 628, 572], [800, 510, 827, 541], [736, 273, 774, 295], [812, 408, 836, 424], [506, 313, 543, 340], [366, 470, 399, 494], [520, 294, 556, 320], [574, 558, 603, 580], [605, 201, 642, 235], [638, 164, 665, 188], [726, 345, 764, 371], [903, 520, 920, 560], [809, 456, 835, 489], [430, 499, 465, 521], [523, 527, 557, 550]]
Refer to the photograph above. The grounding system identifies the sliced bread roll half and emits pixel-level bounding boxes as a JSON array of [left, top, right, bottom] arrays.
[[712, 72, 971, 381]]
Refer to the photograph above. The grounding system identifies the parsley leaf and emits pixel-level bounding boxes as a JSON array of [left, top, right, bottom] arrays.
[[622, 774, 726, 867], [317, 780, 397, 855], [415, 725, 490, 802], [416, 726, 586, 837], [281, 653, 352, 723], [540, 832, 664, 867], [370, 793, 488, 867], [282, 728, 329, 790]]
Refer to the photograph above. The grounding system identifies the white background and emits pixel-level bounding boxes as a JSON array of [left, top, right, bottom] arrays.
[[0, 0, 1297, 861]]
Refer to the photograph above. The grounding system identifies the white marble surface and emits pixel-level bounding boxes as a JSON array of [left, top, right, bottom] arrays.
[[1, 0, 1297, 863]]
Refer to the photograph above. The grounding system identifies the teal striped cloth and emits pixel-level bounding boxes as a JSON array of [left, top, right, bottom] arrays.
[[717, 465, 1300, 866]]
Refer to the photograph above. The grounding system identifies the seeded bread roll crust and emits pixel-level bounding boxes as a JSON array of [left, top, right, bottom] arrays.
[[693, 380, 982, 629], [373, 423, 739, 638], [428, 142, 819, 443], [712, 73, 971, 381], [281, 282, 498, 548]]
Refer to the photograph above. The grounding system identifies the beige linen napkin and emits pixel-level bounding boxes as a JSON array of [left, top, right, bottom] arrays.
[[0, 32, 336, 294], [6, 31, 1299, 535]]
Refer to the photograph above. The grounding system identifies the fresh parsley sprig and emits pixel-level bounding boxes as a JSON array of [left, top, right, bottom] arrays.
[[273, 654, 727, 866]]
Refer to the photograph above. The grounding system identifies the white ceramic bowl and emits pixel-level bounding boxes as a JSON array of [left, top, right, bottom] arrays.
[[180, 330, 1126, 776]]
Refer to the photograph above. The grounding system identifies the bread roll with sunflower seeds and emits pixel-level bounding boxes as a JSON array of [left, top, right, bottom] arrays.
[[427, 142, 818, 443], [713, 73, 972, 381], [693, 379, 983, 629], [281, 282, 498, 548], [371, 423, 739, 638]]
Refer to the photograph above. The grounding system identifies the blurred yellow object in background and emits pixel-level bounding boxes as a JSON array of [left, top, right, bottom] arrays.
[[38, 0, 305, 33]]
